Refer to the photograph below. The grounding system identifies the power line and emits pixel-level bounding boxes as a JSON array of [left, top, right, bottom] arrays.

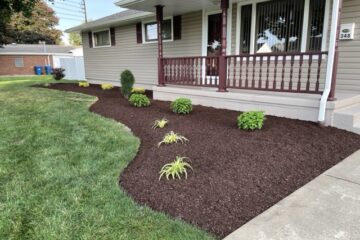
[[56, 11, 85, 19], [52, 5, 84, 13], [48, 0, 82, 9]]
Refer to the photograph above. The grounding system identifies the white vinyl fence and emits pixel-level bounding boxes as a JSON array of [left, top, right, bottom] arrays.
[[58, 56, 85, 80]]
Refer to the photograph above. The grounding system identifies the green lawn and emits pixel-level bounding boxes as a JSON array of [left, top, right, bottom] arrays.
[[0, 76, 214, 240]]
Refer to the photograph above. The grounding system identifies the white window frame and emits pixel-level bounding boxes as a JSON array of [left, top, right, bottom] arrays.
[[235, 0, 330, 55], [92, 28, 112, 48], [142, 17, 174, 44]]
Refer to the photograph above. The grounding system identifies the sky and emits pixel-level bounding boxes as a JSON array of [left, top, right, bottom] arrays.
[[46, 0, 124, 45]]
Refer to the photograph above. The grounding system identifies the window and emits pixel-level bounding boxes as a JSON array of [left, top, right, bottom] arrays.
[[15, 58, 24, 68], [240, 5, 252, 53], [308, 0, 326, 51], [144, 19, 172, 42], [93, 29, 110, 47], [256, 0, 304, 53], [238, 0, 327, 54]]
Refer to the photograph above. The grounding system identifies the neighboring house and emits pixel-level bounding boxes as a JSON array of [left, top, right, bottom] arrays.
[[0, 44, 82, 75], [66, 0, 360, 134]]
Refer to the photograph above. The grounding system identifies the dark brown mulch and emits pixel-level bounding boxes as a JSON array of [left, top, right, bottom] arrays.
[[46, 83, 360, 238]]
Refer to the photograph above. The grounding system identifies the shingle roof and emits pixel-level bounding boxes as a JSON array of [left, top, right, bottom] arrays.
[[66, 9, 153, 33], [0, 44, 76, 54]]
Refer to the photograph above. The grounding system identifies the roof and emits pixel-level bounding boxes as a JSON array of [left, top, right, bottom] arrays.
[[0, 44, 76, 55], [66, 9, 153, 33]]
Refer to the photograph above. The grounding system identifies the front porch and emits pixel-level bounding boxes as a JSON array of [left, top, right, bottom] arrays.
[[117, 0, 346, 123], [153, 85, 360, 128]]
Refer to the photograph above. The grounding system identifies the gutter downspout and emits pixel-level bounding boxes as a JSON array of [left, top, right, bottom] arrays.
[[318, 0, 342, 123]]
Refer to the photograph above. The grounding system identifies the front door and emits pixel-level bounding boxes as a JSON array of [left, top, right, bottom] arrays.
[[207, 13, 222, 76]]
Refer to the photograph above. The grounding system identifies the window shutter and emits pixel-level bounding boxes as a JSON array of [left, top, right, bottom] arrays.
[[88, 32, 93, 48], [110, 27, 116, 46], [173, 15, 182, 40], [136, 22, 142, 44]]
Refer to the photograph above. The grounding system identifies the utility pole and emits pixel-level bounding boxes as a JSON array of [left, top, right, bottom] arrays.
[[81, 0, 88, 23]]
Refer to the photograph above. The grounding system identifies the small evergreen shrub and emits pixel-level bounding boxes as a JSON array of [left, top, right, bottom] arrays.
[[101, 84, 114, 90], [120, 70, 135, 98], [79, 81, 90, 87], [237, 111, 265, 131], [131, 87, 146, 94], [129, 94, 150, 108], [171, 98, 193, 114], [52, 68, 65, 81]]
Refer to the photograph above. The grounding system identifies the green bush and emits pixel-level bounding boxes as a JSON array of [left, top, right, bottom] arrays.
[[120, 70, 135, 98], [129, 94, 151, 108], [171, 98, 193, 114], [237, 111, 265, 131]]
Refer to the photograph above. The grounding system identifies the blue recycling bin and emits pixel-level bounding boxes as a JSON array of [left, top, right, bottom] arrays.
[[44, 65, 52, 75], [34, 66, 43, 75]]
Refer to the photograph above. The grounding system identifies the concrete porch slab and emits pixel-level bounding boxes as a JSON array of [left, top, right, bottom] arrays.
[[224, 150, 360, 240]]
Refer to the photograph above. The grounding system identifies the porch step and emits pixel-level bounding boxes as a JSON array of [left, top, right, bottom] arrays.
[[333, 104, 360, 134]]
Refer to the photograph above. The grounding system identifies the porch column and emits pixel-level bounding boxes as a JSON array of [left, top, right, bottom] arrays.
[[156, 5, 165, 86], [328, 0, 343, 101], [218, 0, 229, 92]]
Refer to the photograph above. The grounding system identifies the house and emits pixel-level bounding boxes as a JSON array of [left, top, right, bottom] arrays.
[[0, 44, 82, 75], [66, 0, 360, 134]]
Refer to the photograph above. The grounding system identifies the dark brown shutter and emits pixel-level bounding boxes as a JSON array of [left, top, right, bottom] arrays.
[[173, 15, 182, 40], [136, 22, 142, 44], [88, 32, 93, 48], [110, 27, 116, 46]]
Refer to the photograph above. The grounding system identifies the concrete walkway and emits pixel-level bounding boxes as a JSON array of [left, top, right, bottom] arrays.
[[224, 150, 360, 240]]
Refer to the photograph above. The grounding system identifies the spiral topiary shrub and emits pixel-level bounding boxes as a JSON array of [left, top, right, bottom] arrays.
[[129, 94, 151, 108], [120, 70, 135, 98], [171, 98, 193, 114], [237, 111, 265, 131]]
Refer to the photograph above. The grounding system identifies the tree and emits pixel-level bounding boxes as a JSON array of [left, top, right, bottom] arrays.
[[1, 0, 62, 45], [69, 32, 82, 46], [0, 0, 39, 44]]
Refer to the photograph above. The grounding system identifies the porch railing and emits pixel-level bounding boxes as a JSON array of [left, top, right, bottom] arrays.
[[226, 52, 328, 93], [163, 56, 219, 87], [162, 51, 328, 94]]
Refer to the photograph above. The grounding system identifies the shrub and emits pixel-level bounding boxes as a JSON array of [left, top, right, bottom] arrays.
[[120, 70, 135, 98], [52, 68, 65, 81], [159, 156, 193, 180], [237, 111, 265, 131], [158, 131, 188, 147], [131, 87, 146, 94], [152, 118, 168, 129], [171, 98, 193, 114], [101, 84, 114, 90], [79, 81, 90, 87], [129, 94, 151, 108]]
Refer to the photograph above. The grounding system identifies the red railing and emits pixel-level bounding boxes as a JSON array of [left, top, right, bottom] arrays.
[[162, 51, 328, 94], [163, 56, 219, 87], [226, 52, 328, 93]]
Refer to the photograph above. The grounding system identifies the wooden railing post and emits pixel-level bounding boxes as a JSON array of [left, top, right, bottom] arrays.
[[218, 0, 229, 92], [156, 5, 165, 86]]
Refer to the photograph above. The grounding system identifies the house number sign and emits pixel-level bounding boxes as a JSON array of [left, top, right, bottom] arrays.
[[340, 23, 355, 40]]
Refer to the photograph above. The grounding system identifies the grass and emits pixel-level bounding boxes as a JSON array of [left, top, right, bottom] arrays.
[[0, 76, 214, 240]]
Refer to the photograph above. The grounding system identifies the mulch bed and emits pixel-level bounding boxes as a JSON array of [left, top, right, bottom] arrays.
[[45, 83, 360, 238]]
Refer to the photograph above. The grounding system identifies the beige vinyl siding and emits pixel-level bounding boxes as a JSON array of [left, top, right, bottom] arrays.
[[337, 0, 360, 93], [82, 1, 360, 94], [82, 11, 202, 87]]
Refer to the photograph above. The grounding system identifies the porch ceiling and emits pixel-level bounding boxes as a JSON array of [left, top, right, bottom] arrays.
[[116, 0, 221, 16]]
